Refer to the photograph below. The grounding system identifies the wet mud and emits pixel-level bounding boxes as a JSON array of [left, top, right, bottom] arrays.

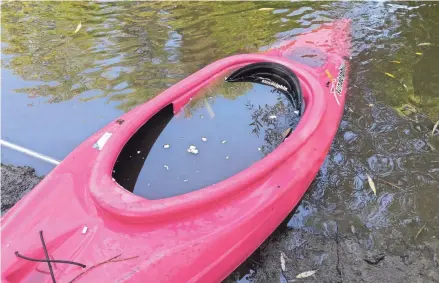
[[2, 164, 438, 283]]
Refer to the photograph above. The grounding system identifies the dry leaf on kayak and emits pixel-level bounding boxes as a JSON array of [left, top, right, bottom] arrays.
[[417, 42, 432, 46], [384, 72, 396, 79], [416, 52, 423, 55], [432, 120, 439, 135], [296, 270, 317, 278], [74, 22, 82, 34], [415, 223, 426, 240], [366, 174, 376, 195], [390, 60, 401, 64], [259, 8, 274, 11], [280, 252, 286, 272]]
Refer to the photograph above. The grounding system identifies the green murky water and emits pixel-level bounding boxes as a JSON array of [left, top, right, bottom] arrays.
[[2, 1, 439, 281]]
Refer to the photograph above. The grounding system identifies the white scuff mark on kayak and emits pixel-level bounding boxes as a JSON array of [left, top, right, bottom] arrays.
[[268, 115, 277, 119], [111, 177, 116, 182], [201, 137, 207, 142], [93, 132, 112, 151], [221, 140, 227, 144], [82, 226, 88, 234], [164, 165, 169, 170], [163, 144, 170, 149], [187, 145, 199, 154]]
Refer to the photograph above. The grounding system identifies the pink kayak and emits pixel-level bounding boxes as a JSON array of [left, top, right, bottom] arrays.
[[1, 19, 351, 283]]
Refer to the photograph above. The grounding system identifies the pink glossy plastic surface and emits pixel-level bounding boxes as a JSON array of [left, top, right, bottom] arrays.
[[1, 20, 351, 283]]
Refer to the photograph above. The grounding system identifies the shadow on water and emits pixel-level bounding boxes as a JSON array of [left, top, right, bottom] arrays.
[[2, 1, 439, 282]]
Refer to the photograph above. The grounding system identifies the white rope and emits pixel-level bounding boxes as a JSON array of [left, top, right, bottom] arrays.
[[1, 139, 60, 166]]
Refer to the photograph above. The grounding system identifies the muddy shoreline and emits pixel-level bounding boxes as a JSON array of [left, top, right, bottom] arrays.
[[2, 164, 438, 282]]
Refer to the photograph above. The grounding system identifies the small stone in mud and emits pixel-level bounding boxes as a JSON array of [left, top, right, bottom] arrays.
[[364, 251, 385, 265]]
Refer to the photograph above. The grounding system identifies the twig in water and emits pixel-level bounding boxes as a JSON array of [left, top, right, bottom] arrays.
[[69, 254, 137, 282], [375, 177, 402, 189], [415, 223, 427, 240]]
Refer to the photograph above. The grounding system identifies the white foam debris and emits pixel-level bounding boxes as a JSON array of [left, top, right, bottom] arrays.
[[221, 140, 227, 144], [226, 156, 230, 159], [187, 145, 199, 154], [258, 147, 261, 151], [268, 115, 277, 119], [201, 137, 207, 142], [184, 179, 188, 182], [164, 165, 169, 170], [82, 226, 88, 234], [163, 144, 170, 149]]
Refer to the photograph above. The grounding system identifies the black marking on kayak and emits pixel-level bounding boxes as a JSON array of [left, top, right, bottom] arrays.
[[335, 61, 346, 96], [225, 62, 305, 115]]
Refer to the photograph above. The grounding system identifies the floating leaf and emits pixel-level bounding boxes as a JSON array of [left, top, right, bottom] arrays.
[[390, 60, 401, 64], [280, 252, 286, 272], [384, 72, 396, 79], [432, 120, 439, 135], [296, 270, 317, 278], [282, 128, 292, 139], [259, 8, 274, 11], [416, 52, 423, 55], [366, 174, 376, 195], [417, 42, 432, 46], [415, 223, 426, 240], [74, 22, 82, 34]]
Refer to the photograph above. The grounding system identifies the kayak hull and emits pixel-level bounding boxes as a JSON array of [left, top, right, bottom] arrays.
[[1, 19, 351, 283]]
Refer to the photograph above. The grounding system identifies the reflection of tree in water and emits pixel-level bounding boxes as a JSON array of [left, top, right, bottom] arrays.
[[1, 1, 319, 112], [245, 90, 300, 155]]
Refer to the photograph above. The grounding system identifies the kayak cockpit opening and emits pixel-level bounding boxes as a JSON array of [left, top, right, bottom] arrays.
[[225, 62, 304, 115], [112, 62, 304, 199]]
